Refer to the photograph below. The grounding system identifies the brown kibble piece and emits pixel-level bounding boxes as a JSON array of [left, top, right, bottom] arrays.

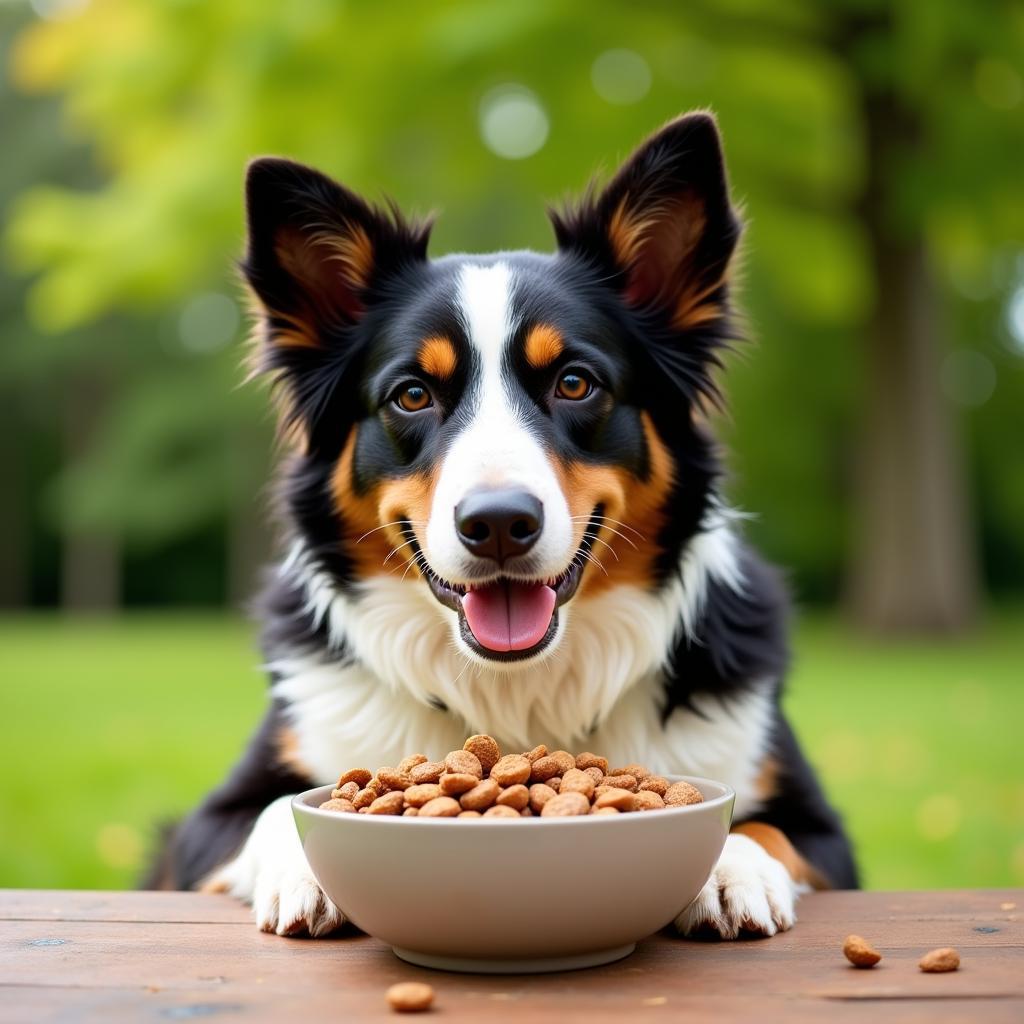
[[613, 762, 650, 780], [520, 807, 533, 817], [353, 787, 377, 809], [386, 981, 435, 1012], [358, 807, 369, 813], [919, 948, 960, 973], [336, 781, 360, 801], [444, 749, 483, 779], [524, 744, 548, 763], [529, 754, 564, 782], [404, 783, 442, 808], [409, 761, 445, 785], [591, 806, 620, 815], [337, 768, 372, 789], [540, 791, 591, 817], [550, 750, 576, 774], [495, 784, 530, 810], [560, 768, 596, 798], [463, 735, 501, 774], [594, 787, 636, 811], [318, 798, 356, 813], [633, 790, 666, 811], [376, 769, 413, 792], [398, 754, 428, 773], [639, 775, 668, 796], [439, 772, 479, 796], [528, 783, 557, 813], [368, 791, 406, 815], [601, 773, 637, 792], [483, 804, 520, 818], [575, 752, 609, 773], [490, 753, 531, 786], [583, 766, 605, 785], [664, 781, 704, 806], [460, 778, 500, 811], [458, 810, 482, 818], [402, 807, 419, 817], [418, 796, 461, 817], [843, 935, 882, 968]]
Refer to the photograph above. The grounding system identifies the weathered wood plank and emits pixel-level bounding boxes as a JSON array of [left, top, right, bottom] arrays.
[[0, 889, 250, 924]]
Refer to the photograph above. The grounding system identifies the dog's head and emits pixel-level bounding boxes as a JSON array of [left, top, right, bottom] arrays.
[[245, 113, 741, 669]]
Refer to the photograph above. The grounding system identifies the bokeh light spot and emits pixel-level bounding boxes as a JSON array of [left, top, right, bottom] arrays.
[[30, 0, 89, 21], [96, 823, 144, 870], [975, 57, 1023, 110], [941, 349, 996, 407], [591, 49, 652, 105], [915, 794, 963, 841], [1007, 284, 1024, 354], [479, 85, 549, 160], [179, 293, 240, 355]]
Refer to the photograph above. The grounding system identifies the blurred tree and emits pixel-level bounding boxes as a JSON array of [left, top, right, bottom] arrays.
[[3, 0, 1022, 626]]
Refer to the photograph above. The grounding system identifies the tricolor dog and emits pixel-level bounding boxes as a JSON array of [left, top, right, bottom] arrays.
[[153, 113, 858, 937]]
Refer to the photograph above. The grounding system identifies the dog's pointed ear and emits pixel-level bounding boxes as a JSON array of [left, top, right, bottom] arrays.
[[243, 157, 431, 346], [550, 113, 741, 331]]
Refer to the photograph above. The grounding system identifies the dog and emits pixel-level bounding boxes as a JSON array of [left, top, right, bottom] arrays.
[[152, 112, 858, 938]]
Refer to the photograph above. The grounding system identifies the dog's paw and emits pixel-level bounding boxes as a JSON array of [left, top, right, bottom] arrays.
[[675, 833, 797, 939], [205, 795, 345, 938]]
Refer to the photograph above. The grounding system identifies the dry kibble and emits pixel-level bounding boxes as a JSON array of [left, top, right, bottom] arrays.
[[386, 981, 435, 1013], [575, 752, 609, 773], [919, 948, 960, 973], [616, 763, 650, 780], [524, 744, 548, 763], [520, 807, 533, 817], [540, 791, 591, 817], [444, 749, 483, 779], [368, 791, 406, 816], [639, 775, 669, 796], [547, 776, 561, 793], [528, 783, 557, 813], [402, 807, 419, 817], [409, 761, 445, 785], [490, 754, 532, 786], [529, 755, 564, 782], [495, 784, 530, 810], [560, 768, 596, 798], [358, 807, 369, 813], [376, 769, 413, 792], [550, 750, 576, 774], [439, 772, 479, 796], [318, 798, 356, 813], [842, 935, 882, 968], [398, 753, 428, 773], [463, 735, 501, 775], [594, 787, 636, 811], [337, 768, 372, 789], [458, 810, 482, 818], [583, 766, 605, 785], [591, 806, 620, 815], [338, 781, 360, 800], [418, 796, 462, 818], [460, 778, 501, 811], [483, 804, 521, 818], [353, 787, 377, 809], [403, 783, 442, 808], [664, 781, 704, 807], [633, 790, 666, 811]]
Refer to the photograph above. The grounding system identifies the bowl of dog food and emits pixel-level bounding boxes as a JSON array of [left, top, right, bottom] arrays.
[[292, 737, 734, 973]]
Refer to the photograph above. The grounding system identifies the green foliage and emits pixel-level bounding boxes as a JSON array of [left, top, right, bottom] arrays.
[[1, 612, 1021, 890], [2, 0, 1024, 598]]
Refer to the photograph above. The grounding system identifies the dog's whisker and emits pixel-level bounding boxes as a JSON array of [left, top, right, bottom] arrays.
[[355, 520, 427, 544], [589, 535, 620, 562], [382, 537, 417, 565], [570, 514, 646, 541]]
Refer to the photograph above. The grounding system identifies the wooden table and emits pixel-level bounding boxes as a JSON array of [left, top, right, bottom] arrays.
[[2, 889, 1021, 1022]]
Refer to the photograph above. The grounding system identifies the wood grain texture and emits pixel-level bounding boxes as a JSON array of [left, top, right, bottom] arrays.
[[1, 890, 1021, 1024]]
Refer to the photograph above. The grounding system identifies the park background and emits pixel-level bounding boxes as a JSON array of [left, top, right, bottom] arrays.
[[0, 0, 1021, 892]]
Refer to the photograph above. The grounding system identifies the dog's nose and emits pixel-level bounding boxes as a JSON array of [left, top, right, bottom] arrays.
[[455, 488, 544, 564]]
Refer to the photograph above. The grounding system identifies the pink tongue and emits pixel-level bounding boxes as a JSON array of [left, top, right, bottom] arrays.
[[462, 582, 557, 652]]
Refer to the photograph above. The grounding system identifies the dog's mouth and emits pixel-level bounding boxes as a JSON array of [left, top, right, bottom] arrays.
[[402, 510, 602, 662]]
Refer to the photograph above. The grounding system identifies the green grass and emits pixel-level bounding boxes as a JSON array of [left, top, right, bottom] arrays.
[[1, 610, 1021, 890]]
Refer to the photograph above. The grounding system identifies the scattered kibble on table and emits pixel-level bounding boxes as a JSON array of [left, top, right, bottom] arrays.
[[386, 981, 435, 1012]]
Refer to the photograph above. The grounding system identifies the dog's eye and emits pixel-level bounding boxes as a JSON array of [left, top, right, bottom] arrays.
[[555, 371, 593, 401], [394, 383, 433, 413]]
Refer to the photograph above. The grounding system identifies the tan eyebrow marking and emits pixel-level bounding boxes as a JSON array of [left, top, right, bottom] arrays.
[[524, 324, 565, 369], [417, 335, 458, 381]]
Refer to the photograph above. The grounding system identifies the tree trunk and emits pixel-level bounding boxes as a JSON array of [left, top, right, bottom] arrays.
[[845, 87, 979, 633], [0, 396, 31, 607]]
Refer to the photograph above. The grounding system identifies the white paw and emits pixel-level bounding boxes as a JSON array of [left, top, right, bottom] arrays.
[[205, 795, 345, 938], [675, 833, 798, 939]]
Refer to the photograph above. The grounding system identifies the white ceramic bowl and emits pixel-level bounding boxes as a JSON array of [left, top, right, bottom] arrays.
[[292, 775, 733, 973]]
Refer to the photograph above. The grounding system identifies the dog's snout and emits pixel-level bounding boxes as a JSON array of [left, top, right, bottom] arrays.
[[455, 489, 543, 564]]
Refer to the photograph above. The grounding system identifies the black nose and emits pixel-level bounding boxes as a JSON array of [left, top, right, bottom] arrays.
[[455, 488, 544, 564]]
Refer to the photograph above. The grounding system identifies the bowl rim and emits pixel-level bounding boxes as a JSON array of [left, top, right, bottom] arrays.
[[292, 774, 735, 827]]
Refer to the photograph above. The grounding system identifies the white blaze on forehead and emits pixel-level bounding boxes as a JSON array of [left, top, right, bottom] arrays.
[[422, 261, 574, 582]]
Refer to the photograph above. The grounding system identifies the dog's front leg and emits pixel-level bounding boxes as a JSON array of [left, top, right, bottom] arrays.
[[206, 795, 345, 938]]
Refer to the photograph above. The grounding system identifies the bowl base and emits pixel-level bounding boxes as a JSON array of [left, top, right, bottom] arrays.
[[391, 942, 636, 974]]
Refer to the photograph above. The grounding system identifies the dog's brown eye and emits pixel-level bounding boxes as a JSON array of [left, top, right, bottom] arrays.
[[395, 383, 432, 412], [556, 372, 592, 401]]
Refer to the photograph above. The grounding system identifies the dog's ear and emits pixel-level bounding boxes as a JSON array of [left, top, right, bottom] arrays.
[[550, 113, 740, 332], [243, 157, 431, 347]]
